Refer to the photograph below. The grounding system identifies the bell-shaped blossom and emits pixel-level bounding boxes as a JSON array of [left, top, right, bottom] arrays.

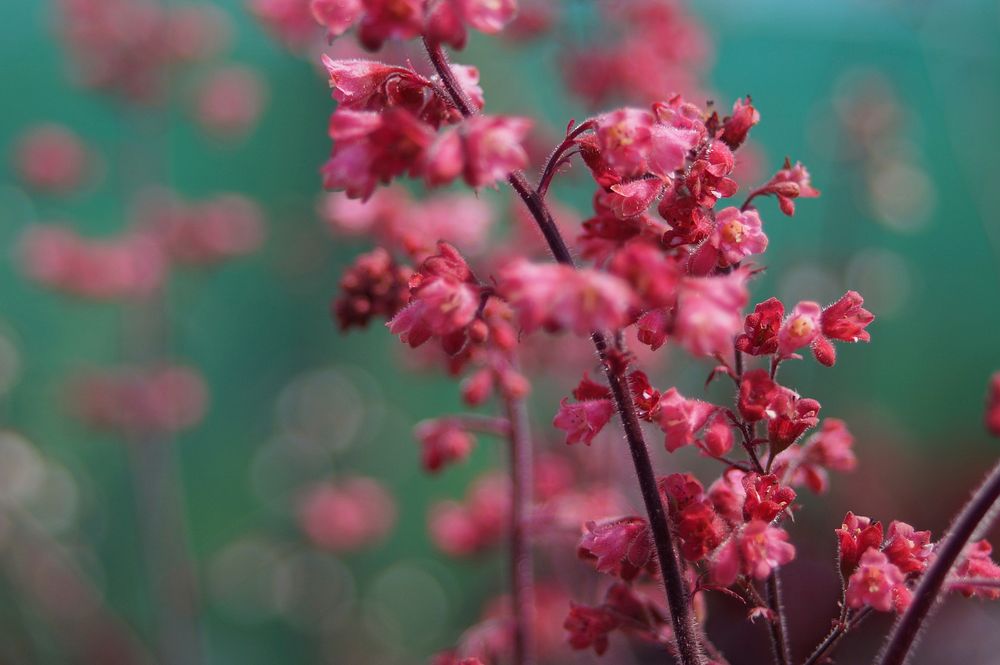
[[656, 388, 716, 452], [836, 512, 883, 576], [322, 56, 427, 110], [414, 419, 476, 472], [425, 115, 533, 189], [660, 472, 706, 509], [298, 476, 397, 552], [777, 301, 821, 358], [387, 242, 480, 352], [719, 96, 759, 149], [765, 386, 820, 455], [701, 411, 734, 457], [774, 418, 857, 493], [499, 260, 634, 335], [952, 540, 1000, 600], [846, 549, 909, 612], [636, 308, 672, 351], [594, 108, 655, 178], [708, 468, 747, 524], [607, 242, 683, 309], [883, 521, 933, 575], [675, 501, 725, 562], [13, 124, 90, 195], [738, 369, 777, 422], [712, 520, 795, 586], [628, 370, 661, 421], [553, 374, 614, 445], [674, 269, 750, 361], [811, 291, 874, 366], [758, 158, 820, 216], [742, 473, 796, 523], [578, 517, 654, 580], [736, 297, 784, 356], [690, 207, 767, 274], [426, 0, 518, 49]]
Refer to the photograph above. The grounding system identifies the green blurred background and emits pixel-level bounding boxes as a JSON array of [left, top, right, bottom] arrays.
[[1, 1, 999, 663]]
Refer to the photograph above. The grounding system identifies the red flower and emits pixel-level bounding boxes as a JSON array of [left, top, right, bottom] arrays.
[[578, 517, 654, 581], [883, 521, 933, 575], [674, 269, 750, 361], [765, 386, 820, 455], [711, 520, 795, 586], [741, 473, 796, 523], [564, 604, 620, 655], [656, 388, 716, 453], [736, 297, 784, 356], [757, 158, 821, 217], [334, 247, 412, 330], [415, 419, 476, 472], [952, 540, 1000, 600], [811, 291, 874, 366], [738, 369, 777, 422], [846, 549, 909, 613], [773, 418, 857, 493], [719, 96, 759, 150], [676, 501, 725, 562], [836, 512, 883, 576], [777, 300, 821, 358]]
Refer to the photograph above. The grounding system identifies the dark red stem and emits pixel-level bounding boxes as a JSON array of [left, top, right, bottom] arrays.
[[802, 607, 872, 665], [503, 390, 536, 665], [877, 458, 1000, 665], [423, 36, 705, 665], [766, 571, 792, 665]]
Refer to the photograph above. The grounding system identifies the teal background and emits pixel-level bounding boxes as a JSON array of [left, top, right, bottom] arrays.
[[1, 1, 999, 663]]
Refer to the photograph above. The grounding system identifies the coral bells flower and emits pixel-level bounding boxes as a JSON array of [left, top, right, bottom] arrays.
[[987, 372, 1000, 437], [690, 207, 768, 274], [578, 517, 654, 581], [425, 115, 533, 188], [656, 388, 715, 453], [553, 376, 615, 446], [952, 540, 1000, 600], [712, 521, 795, 586], [836, 512, 884, 576], [708, 469, 747, 524], [13, 124, 90, 195], [775, 418, 857, 493], [594, 108, 655, 178], [674, 269, 750, 361], [883, 521, 933, 574], [777, 301, 822, 358], [736, 297, 784, 356], [675, 501, 725, 562], [758, 158, 821, 217], [719, 96, 759, 150], [564, 604, 620, 656], [334, 247, 412, 330], [811, 291, 875, 366], [499, 260, 634, 335], [414, 419, 476, 472], [846, 549, 909, 612], [298, 477, 396, 552], [741, 473, 795, 523], [738, 369, 777, 422], [701, 412, 735, 457], [388, 242, 480, 353], [765, 386, 820, 455], [426, 0, 519, 49]]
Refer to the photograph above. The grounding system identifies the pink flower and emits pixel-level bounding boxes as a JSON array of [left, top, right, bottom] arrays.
[[836, 512, 883, 576], [765, 386, 820, 455], [741, 473, 796, 523], [675, 500, 725, 562], [952, 540, 1000, 600], [415, 419, 476, 472], [578, 517, 653, 580], [355, 0, 425, 50], [674, 269, 749, 361], [987, 372, 1000, 437], [701, 411, 734, 457], [425, 115, 532, 188], [846, 549, 908, 613], [738, 369, 777, 422], [310, 0, 363, 40], [811, 291, 874, 366], [711, 520, 795, 586], [720, 96, 759, 150], [607, 178, 664, 219], [564, 604, 620, 655], [775, 418, 857, 493], [708, 468, 747, 524], [690, 207, 768, 274], [607, 241, 683, 310], [321, 56, 426, 110], [499, 260, 634, 335], [656, 387, 715, 452], [759, 158, 821, 217], [777, 301, 822, 358], [13, 124, 89, 195], [426, 0, 518, 49], [735, 297, 784, 356], [298, 477, 397, 552], [553, 399, 615, 446], [387, 243, 480, 352], [594, 108, 655, 178], [883, 521, 933, 575]]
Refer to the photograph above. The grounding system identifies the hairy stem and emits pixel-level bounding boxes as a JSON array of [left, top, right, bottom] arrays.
[[802, 607, 871, 665], [765, 571, 792, 665], [502, 388, 536, 665], [422, 36, 705, 665], [877, 458, 1000, 665]]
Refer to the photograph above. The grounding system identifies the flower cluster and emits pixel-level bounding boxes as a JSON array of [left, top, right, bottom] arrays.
[[66, 365, 208, 436]]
